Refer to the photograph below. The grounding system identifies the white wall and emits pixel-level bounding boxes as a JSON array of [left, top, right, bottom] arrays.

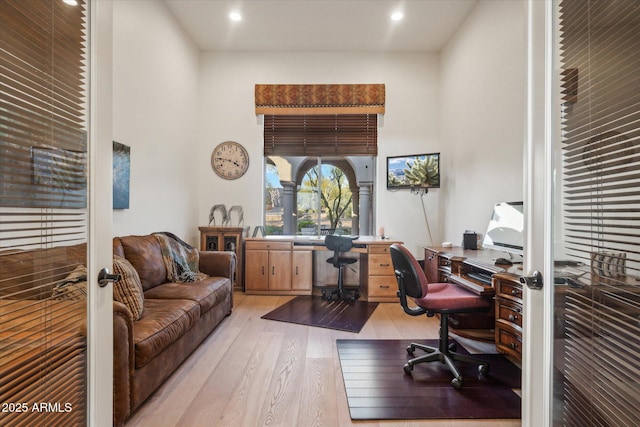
[[110, 0, 527, 257], [198, 52, 442, 256], [440, 1, 526, 247], [112, 1, 201, 243]]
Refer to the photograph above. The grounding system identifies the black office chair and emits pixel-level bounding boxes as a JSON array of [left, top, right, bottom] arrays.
[[321, 234, 359, 301], [390, 243, 491, 389]]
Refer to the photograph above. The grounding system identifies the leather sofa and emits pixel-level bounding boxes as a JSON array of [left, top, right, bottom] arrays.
[[0, 234, 234, 426], [112, 234, 234, 425]]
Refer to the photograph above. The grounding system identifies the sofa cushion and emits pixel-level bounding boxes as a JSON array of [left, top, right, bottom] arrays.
[[112, 256, 144, 320], [133, 298, 200, 369], [118, 235, 167, 290], [143, 276, 231, 314], [51, 264, 87, 300]]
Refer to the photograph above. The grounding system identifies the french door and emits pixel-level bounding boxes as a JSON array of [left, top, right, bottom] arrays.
[[0, 1, 113, 425], [525, 1, 640, 426]]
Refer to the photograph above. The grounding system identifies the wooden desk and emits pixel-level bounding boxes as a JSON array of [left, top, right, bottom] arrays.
[[424, 246, 523, 359], [244, 236, 402, 302]]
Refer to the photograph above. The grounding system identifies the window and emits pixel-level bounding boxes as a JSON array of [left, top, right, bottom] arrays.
[[256, 84, 384, 236]]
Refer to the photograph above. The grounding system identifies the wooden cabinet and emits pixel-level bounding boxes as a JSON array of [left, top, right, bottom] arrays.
[[245, 241, 312, 295], [199, 226, 248, 290], [245, 249, 269, 291], [364, 244, 398, 302], [292, 249, 313, 291], [494, 273, 523, 362]]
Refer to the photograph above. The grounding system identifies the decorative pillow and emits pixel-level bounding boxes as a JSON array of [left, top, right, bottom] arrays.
[[112, 255, 144, 320], [52, 264, 88, 300]]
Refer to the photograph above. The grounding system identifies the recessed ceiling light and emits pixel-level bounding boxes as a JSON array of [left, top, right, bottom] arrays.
[[229, 11, 242, 22], [63, 0, 78, 5], [391, 11, 404, 21]]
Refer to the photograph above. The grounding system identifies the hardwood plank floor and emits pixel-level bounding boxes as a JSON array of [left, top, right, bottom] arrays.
[[126, 293, 521, 427]]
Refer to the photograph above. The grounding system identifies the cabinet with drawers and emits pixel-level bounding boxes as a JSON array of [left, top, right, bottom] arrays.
[[243, 238, 401, 300], [494, 272, 523, 362], [363, 244, 398, 302]]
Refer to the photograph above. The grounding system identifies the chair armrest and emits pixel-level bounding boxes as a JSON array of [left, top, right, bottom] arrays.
[[199, 251, 236, 281], [113, 300, 134, 426]]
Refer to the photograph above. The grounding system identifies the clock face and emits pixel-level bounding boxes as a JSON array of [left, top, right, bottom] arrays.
[[211, 141, 249, 180]]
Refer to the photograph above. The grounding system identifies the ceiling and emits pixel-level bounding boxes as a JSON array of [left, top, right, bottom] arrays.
[[163, 0, 478, 53]]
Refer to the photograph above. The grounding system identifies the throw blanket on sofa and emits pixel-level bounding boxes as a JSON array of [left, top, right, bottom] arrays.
[[153, 232, 207, 282]]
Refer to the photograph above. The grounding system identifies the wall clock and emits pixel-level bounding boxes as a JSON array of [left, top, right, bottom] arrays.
[[211, 141, 249, 180]]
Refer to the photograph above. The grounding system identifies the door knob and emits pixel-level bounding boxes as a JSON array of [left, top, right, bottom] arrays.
[[520, 270, 543, 290], [98, 267, 121, 288]]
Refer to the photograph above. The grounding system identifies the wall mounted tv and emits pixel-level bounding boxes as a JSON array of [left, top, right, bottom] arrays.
[[482, 201, 524, 256], [386, 152, 440, 189]]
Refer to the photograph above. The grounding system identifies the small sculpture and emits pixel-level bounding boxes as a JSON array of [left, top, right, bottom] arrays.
[[208, 204, 228, 226], [227, 205, 244, 226]]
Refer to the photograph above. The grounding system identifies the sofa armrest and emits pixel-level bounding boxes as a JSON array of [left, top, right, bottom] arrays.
[[199, 251, 236, 280], [113, 300, 134, 426]]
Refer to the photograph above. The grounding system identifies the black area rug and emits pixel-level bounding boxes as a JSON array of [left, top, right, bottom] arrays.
[[261, 296, 378, 332], [337, 339, 521, 420]]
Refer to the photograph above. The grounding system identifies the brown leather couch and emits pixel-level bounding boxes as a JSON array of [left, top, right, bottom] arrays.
[[112, 234, 234, 425], [0, 235, 234, 427]]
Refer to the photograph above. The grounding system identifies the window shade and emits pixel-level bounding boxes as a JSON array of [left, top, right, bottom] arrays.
[[0, 1, 88, 425], [264, 114, 378, 156], [558, 0, 640, 425]]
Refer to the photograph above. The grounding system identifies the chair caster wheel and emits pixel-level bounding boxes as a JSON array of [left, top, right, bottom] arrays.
[[406, 345, 415, 355], [448, 342, 457, 352], [479, 364, 489, 375], [403, 363, 413, 374], [451, 376, 463, 390]]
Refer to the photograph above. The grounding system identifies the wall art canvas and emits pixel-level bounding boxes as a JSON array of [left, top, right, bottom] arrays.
[[113, 141, 130, 209]]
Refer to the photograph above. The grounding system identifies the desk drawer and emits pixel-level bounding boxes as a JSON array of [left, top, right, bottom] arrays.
[[245, 241, 291, 250], [496, 299, 523, 328], [495, 323, 522, 359], [368, 276, 397, 297], [495, 279, 523, 301], [368, 244, 392, 254], [369, 254, 394, 275]]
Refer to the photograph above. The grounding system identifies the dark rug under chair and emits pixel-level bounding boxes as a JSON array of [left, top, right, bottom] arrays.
[[261, 295, 378, 333], [337, 339, 522, 420]]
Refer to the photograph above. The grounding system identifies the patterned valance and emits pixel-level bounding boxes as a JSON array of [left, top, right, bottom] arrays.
[[255, 84, 385, 115]]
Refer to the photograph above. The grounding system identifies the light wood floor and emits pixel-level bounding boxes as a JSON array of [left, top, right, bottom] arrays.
[[126, 293, 521, 427]]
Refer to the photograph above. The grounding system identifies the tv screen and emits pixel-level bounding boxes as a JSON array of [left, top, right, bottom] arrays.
[[387, 153, 440, 189], [482, 201, 524, 256]]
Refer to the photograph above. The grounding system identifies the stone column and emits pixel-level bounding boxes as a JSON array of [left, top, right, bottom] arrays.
[[358, 182, 372, 236], [350, 185, 359, 235], [280, 181, 296, 235]]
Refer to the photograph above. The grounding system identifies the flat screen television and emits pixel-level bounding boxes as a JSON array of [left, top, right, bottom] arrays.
[[386, 153, 440, 189], [482, 201, 524, 256]]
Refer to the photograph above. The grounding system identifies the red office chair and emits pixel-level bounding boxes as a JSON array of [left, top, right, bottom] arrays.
[[390, 244, 491, 389]]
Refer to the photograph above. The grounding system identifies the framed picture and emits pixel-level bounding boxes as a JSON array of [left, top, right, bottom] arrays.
[[386, 152, 440, 189], [113, 141, 130, 209]]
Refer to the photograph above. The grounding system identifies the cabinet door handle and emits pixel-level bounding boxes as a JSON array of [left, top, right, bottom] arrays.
[[380, 285, 390, 289], [262, 266, 265, 275], [508, 314, 518, 322], [511, 289, 520, 296], [510, 342, 518, 349], [295, 266, 298, 275], [272, 266, 275, 275], [380, 263, 390, 267]]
